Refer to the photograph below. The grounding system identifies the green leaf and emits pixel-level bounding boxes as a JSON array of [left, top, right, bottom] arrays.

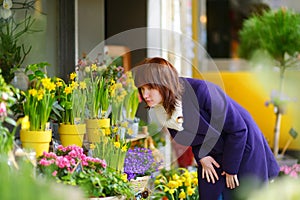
[[34, 70, 45, 78], [4, 117, 16, 126]]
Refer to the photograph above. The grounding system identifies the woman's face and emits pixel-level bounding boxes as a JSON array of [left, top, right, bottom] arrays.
[[140, 85, 163, 107]]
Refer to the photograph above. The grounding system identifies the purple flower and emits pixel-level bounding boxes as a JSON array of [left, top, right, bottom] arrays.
[[123, 147, 161, 180]]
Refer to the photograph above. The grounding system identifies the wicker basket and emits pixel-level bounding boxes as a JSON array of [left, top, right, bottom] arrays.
[[130, 176, 150, 192]]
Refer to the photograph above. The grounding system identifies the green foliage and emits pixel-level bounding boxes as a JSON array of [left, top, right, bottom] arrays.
[[0, 1, 38, 84], [0, 155, 85, 200], [0, 71, 19, 153], [25, 62, 50, 81], [37, 145, 135, 199], [239, 8, 300, 68]]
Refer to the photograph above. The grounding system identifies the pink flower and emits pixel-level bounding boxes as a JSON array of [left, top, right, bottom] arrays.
[[52, 170, 58, 176], [280, 164, 300, 178], [43, 151, 57, 159], [39, 158, 52, 166], [56, 156, 71, 169], [0, 102, 7, 116], [290, 171, 298, 178]]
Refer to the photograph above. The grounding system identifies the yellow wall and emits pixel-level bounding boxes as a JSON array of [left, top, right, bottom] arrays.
[[195, 71, 300, 151]]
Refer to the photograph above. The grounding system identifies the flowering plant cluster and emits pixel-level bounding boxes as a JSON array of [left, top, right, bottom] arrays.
[[0, 0, 37, 84], [76, 58, 108, 119], [54, 72, 86, 125], [124, 147, 161, 181], [21, 63, 57, 131], [76, 55, 124, 120], [0, 71, 18, 153], [279, 163, 300, 178], [76, 54, 139, 124], [119, 71, 139, 121], [37, 145, 134, 198], [93, 121, 132, 172], [110, 80, 127, 125], [152, 168, 199, 200]]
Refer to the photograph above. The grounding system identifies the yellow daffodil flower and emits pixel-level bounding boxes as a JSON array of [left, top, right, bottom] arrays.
[[121, 173, 128, 182], [187, 187, 195, 196], [172, 174, 180, 180], [179, 189, 186, 199], [114, 141, 120, 148], [64, 86, 72, 95], [167, 180, 179, 189], [56, 81, 63, 87], [28, 89, 37, 97], [70, 72, 77, 80], [121, 145, 127, 152], [79, 81, 86, 89], [91, 64, 97, 71], [71, 81, 79, 89]]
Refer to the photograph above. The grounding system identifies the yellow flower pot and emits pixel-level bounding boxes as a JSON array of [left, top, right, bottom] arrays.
[[58, 124, 86, 147], [20, 130, 52, 157], [85, 118, 110, 143]]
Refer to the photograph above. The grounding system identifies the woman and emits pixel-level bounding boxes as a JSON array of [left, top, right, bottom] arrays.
[[133, 57, 280, 200]]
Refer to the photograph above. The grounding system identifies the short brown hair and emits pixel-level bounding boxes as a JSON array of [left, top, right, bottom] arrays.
[[133, 57, 183, 115]]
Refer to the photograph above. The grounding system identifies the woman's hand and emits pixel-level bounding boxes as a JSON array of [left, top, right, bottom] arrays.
[[199, 156, 220, 184], [221, 171, 239, 189]]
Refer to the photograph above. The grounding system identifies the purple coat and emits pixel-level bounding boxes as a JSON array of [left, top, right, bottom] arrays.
[[169, 78, 280, 200]]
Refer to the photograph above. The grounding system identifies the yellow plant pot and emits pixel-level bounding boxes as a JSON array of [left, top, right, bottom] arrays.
[[85, 118, 110, 143], [20, 130, 52, 157], [58, 124, 86, 147]]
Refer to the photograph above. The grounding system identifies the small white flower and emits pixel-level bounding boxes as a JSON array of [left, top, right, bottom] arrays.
[[0, 7, 12, 19], [3, 0, 13, 9]]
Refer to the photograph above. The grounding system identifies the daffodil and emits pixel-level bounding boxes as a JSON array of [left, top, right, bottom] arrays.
[[153, 168, 199, 199], [114, 141, 120, 148], [70, 72, 77, 80], [121, 145, 127, 152], [64, 86, 72, 95], [22, 73, 57, 131], [187, 187, 195, 196], [179, 189, 186, 199]]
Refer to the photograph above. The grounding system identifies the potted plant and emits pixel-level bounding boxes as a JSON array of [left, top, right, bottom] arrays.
[[0, 0, 38, 84], [238, 8, 300, 157], [123, 147, 162, 193], [37, 145, 134, 199], [77, 57, 111, 143], [20, 62, 57, 157], [54, 72, 87, 147], [77, 55, 125, 143]]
